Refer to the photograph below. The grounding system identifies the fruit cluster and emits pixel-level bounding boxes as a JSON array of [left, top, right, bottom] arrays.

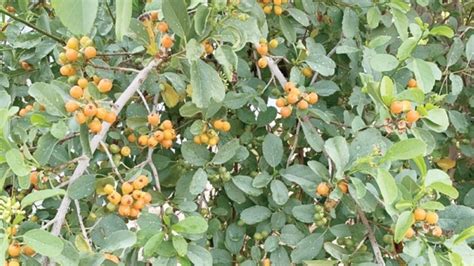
[[276, 82, 319, 118], [100, 143, 132, 166], [208, 166, 232, 184], [58, 36, 96, 76], [140, 10, 174, 50], [336, 236, 368, 253], [388, 79, 421, 125], [133, 118, 176, 149], [6, 241, 36, 266], [313, 205, 329, 227], [255, 39, 278, 69], [193, 119, 231, 147], [103, 176, 153, 219], [412, 208, 442, 237], [259, 0, 288, 16]]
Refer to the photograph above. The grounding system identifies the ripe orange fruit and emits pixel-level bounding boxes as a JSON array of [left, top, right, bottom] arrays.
[[280, 106, 292, 118], [65, 48, 79, 61], [84, 46, 97, 59], [65, 101, 80, 113], [129, 207, 140, 218], [30, 171, 38, 185], [150, 10, 158, 21], [221, 121, 231, 132], [77, 77, 89, 89], [133, 178, 146, 189], [121, 146, 131, 157], [137, 175, 149, 185], [118, 204, 131, 216], [162, 139, 173, 149], [200, 134, 209, 144], [75, 111, 87, 124], [143, 192, 152, 203], [8, 243, 20, 257], [153, 130, 164, 142], [307, 92, 319, 104], [161, 120, 173, 130], [8, 259, 20, 266], [88, 119, 102, 134], [263, 5, 272, 14], [276, 98, 286, 107], [20, 61, 32, 71], [133, 199, 146, 210], [302, 67, 313, 78], [257, 57, 268, 68], [127, 134, 137, 143], [147, 137, 159, 148], [432, 226, 442, 237], [274, 5, 283, 15], [66, 37, 79, 50], [338, 181, 348, 193], [121, 195, 134, 206], [204, 41, 214, 54], [269, 39, 278, 49], [98, 79, 113, 93], [414, 208, 426, 221], [425, 212, 438, 225], [80, 36, 93, 47], [121, 182, 134, 195], [390, 101, 403, 114], [138, 135, 149, 146], [316, 182, 330, 197], [405, 227, 415, 239], [213, 119, 224, 130], [208, 136, 219, 146], [287, 93, 299, 104], [96, 108, 107, 120], [22, 245, 35, 256], [103, 112, 117, 124], [60, 64, 76, 76], [83, 103, 98, 117], [161, 34, 174, 49], [297, 100, 309, 110], [18, 108, 28, 117], [284, 82, 296, 93], [6, 6, 16, 13], [406, 110, 420, 123], [69, 85, 83, 99], [273, 0, 282, 5], [148, 113, 160, 126], [407, 79, 417, 88], [157, 22, 169, 33], [163, 129, 174, 140], [262, 258, 271, 266], [256, 43, 268, 56], [107, 191, 122, 205], [132, 190, 144, 200], [193, 135, 202, 144], [25, 104, 33, 111]]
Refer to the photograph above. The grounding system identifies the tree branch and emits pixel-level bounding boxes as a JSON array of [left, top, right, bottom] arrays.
[[287, 120, 301, 167], [49, 58, 163, 241], [100, 141, 124, 182], [357, 207, 385, 266]]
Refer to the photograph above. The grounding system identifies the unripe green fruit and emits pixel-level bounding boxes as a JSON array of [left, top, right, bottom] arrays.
[[254, 232, 263, 241], [250, 171, 258, 177], [261, 230, 269, 238], [88, 212, 97, 221], [200, 208, 209, 215], [165, 207, 174, 215], [315, 205, 324, 212], [221, 172, 231, 182], [236, 255, 245, 263], [360, 244, 368, 252], [109, 144, 120, 154], [320, 217, 328, 224], [383, 234, 393, 244], [344, 238, 354, 247], [314, 213, 324, 221], [271, 88, 280, 97], [237, 219, 245, 226], [218, 166, 227, 174], [68, 75, 78, 84], [106, 203, 116, 212], [337, 238, 345, 245], [315, 220, 325, 227]]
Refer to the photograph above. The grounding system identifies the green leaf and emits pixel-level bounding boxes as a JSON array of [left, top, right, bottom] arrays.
[[50, 121, 68, 139], [68, 175, 96, 200], [181, 142, 210, 166], [115, 0, 132, 41], [430, 25, 454, 38], [143, 232, 165, 258], [6, 149, 30, 176], [187, 244, 213, 265], [33, 133, 59, 166], [454, 226, 474, 245], [252, 171, 273, 188], [419, 201, 445, 211], [279, 16, 296, 43], [376, 169, 398, 205], [367, 7, 380, 29], [290, 233, 324, 263], [21, 189, 65, 208], [271, 180, 289, 205], [172, 235, 188, 257], [23, 229, 64, 257], [240, 206, 271, 225], [301, 120, 324, 152], [194, 5, 210, 36], [262, 134, 283, 167], [292, 205, 316, 223], [313, 80, 340, 97], [370, 54, 399, 72], [162, 0, 190, 39], [397, 37, 418, 60], [466, 35, 474, 62], [102, 230, 137, 252], [380, 76, 395, 106], [211, 139, 240, 165], [392, 8, 408, 40], [383, 139, 426, 161], [406, 58, 438, 93], [422, 108, 449, 132], [342, 7, 358, 38], [287, 8, 309, 26], [215, 45, 238, 80], [447, 37, 464, 67], [186, 39, 204, 61], [324, 136, 349, 178], [190, 59, 226, 108], [172, 216, 208, 234], [306, 54, 336, 77], [394, 211, 415, 243], [395, 88, 425, 103], [430, 182, 459, 199], [51, 0, 98, 35], [232, 175, 262, 197], [28, 82, 66, 117], [189, 168, 207, 195]]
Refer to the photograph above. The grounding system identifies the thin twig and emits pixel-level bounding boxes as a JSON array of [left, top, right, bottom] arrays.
[[137, 89, 151, 113], [88, 63, 140, 73], [356, 207, 385, 266], [287, 120, 301, 167], [254, 50, 262, 80], [73, 200, 91, 247], [100, 141, 124, 182], [104, 0, 116, 24]]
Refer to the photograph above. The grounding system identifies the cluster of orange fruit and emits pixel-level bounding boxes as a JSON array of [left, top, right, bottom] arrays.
[[5, 237, 35, 266], [130, 117, 176, 149], [316, 181, 348, 197], [103, 176, 152, 219], [389, 79, 420, 123], [259, 0, 288, 15], [255, 39, 278, 69], [58, 36, 97, 77], [66, 101, 117, 134], [405, 208, 442, 238], [276, 82, 319, 118], [193, 119, 231, 146], [29, 171, 48, 190], [142, 10, 174, 50]]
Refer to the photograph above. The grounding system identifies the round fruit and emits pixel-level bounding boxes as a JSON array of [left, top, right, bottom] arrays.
[[407, 79, 417, 88], [21, 61, 32, 71], [208, 136, 219, 146], [18, 108, 28, 117], [280, 106, 292, 118], [127, 134, 137, 143], [104, 184, 115, 194], [157, 22, 168, 33], [80, 36, 92, 47], [107, 191, 122, 205], [406, 110, 420, 123], [121, 182, 134, 195], [8, 243, 20, 257], [89, 119, 102, 133], [414, 208, 426, 221], [390, 101, 403, 114], [432, 226, 442, 237], [30, 171, 39, 185], [213, 119, 224, 130], [118, 205, 131, 216], [425, 211, 438, 225], [284, 82, 296, 92], [302, 67, 313, 78], [154, 130, 164, 142], [193, 135, 201, 144], [221, 122, 231, 132], [98, 79, 113, 93], [121, 195, 134, 206], [150, 10, 158, 20], [257, 57, 268, 68], [96, 108, 107, 120], [161, 34, 174, 49], [8, 259, 20, 266], [66, 37, 79, 50], [143, 192, 152, 203], [129, 207, 139, 218], [83, 103, 98, 117], [121, 146, 131, 157], [133, 199, 145, 209], [65, 48, 79, 61], [163, 129, 174, 140], [132, 190, 144, 200], [297, 99, 309, 110], [147, 137, 158, 148], [22, 245, 36, 256], [269, 39, 278, 49], [161, 120, 173, 130], [75, 111, 87, 124], [256, 43, 268, 56], [317, 182, 330, 197], [262, 258, 271, 266], [287, 93, 299, 104], [382, 234, 393, 244], [263, 5, 272, 14], [338, 181, 348, 193], [148, 113, 160, 126], [60, 64, 76, 76], [276, 98, 286, 107], [307, 92, 319, 104], [103, 112, 117, 124], [204, 41, 214, 54], [274, 5, 283, 15], [401, 100, 411, 112], [138, 135, 149, 146], [77, 78, 89, 89], [69, 85, 83, 99], [84, 46, 97, 59], [405, 227, 415, 238]]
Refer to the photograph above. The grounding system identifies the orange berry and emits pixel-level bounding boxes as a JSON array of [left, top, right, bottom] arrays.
[[98, 79, 113, 93], [157, 22, 168, 33], [208, 136, 219, 146], [129, 207, 140, 218], [84, 46, 97, 59], [77, 78, 89, 89], [138, 135, 149, 146], [161, 34, 174, 49], [414, 208, 426, 221], [204, 41, 214, 54], [284, 82, 296, 93], [18, 108, 28, 117], [302, 67, 313, 78], [75, 111, 87, 124], [256, 43, 268, 56], [132, 190, 143, 200], [69, 85, 83, 99], [390, 101, 403, 114], [221, 122, 231, 132], [297, 99, 309, 110], [338, 181, 348, 194], [121, 146, 131, 157], [263, 5, 272, 14], [274, 0, 282, 5], [163, 129, 174, 140], [80, 36, 92, 47], [137, 175, 149, 185], [118, 204, 131, 216], [280, 106, 292, 118], [25, 104, 33, 111], [274, 5, 283, 15], [407, 79, 417, 88], [257, 57, 268, 68], [276, 98, 286, 107], [66, 37, 79, 50], [103, 112, 117, 124], [96, 108, 107, 120], [30, 171, 38, 185], [8, 259, 20, 266], [154, 130, 164, 142], [287, 93, 299, 104], [213, 119, 224, 130], [121, 195, 134, 206], [143, 192, 152, 203], [121, 182, 134, 195], [88, 119, 102, 134], [262, 258, 271, 266], [107, 191, 122, 205], [307, 92, 319, 104], [193, 135, 202, 144], [8, 243, 20, 257], [65, 48, 79, 61], [406, 110, 420, 123], [20, 61, 32, 71], [150, 11, 158, 21], [127, 134, 137, 143], [147, 137, 159, 148], [405, 227, 415, 239], [401, 100, 412, 112], [200, 134, 209, 144], [432, 226, 442, 237], [148, 113, 160, 126], [316, 182, 330, 197], [60, 64, 75, 76], [93, 75, 101, 85], [269, 39, 278, 49], [133, 199, 146, 210], [83, 103, 97, 117], [22, 245, 35, 256], [161, 120, 173, 130], [425, 212, 438, 225]]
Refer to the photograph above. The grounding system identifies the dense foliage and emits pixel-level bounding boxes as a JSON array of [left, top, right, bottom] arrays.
[[0, 0, 473, 265]]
